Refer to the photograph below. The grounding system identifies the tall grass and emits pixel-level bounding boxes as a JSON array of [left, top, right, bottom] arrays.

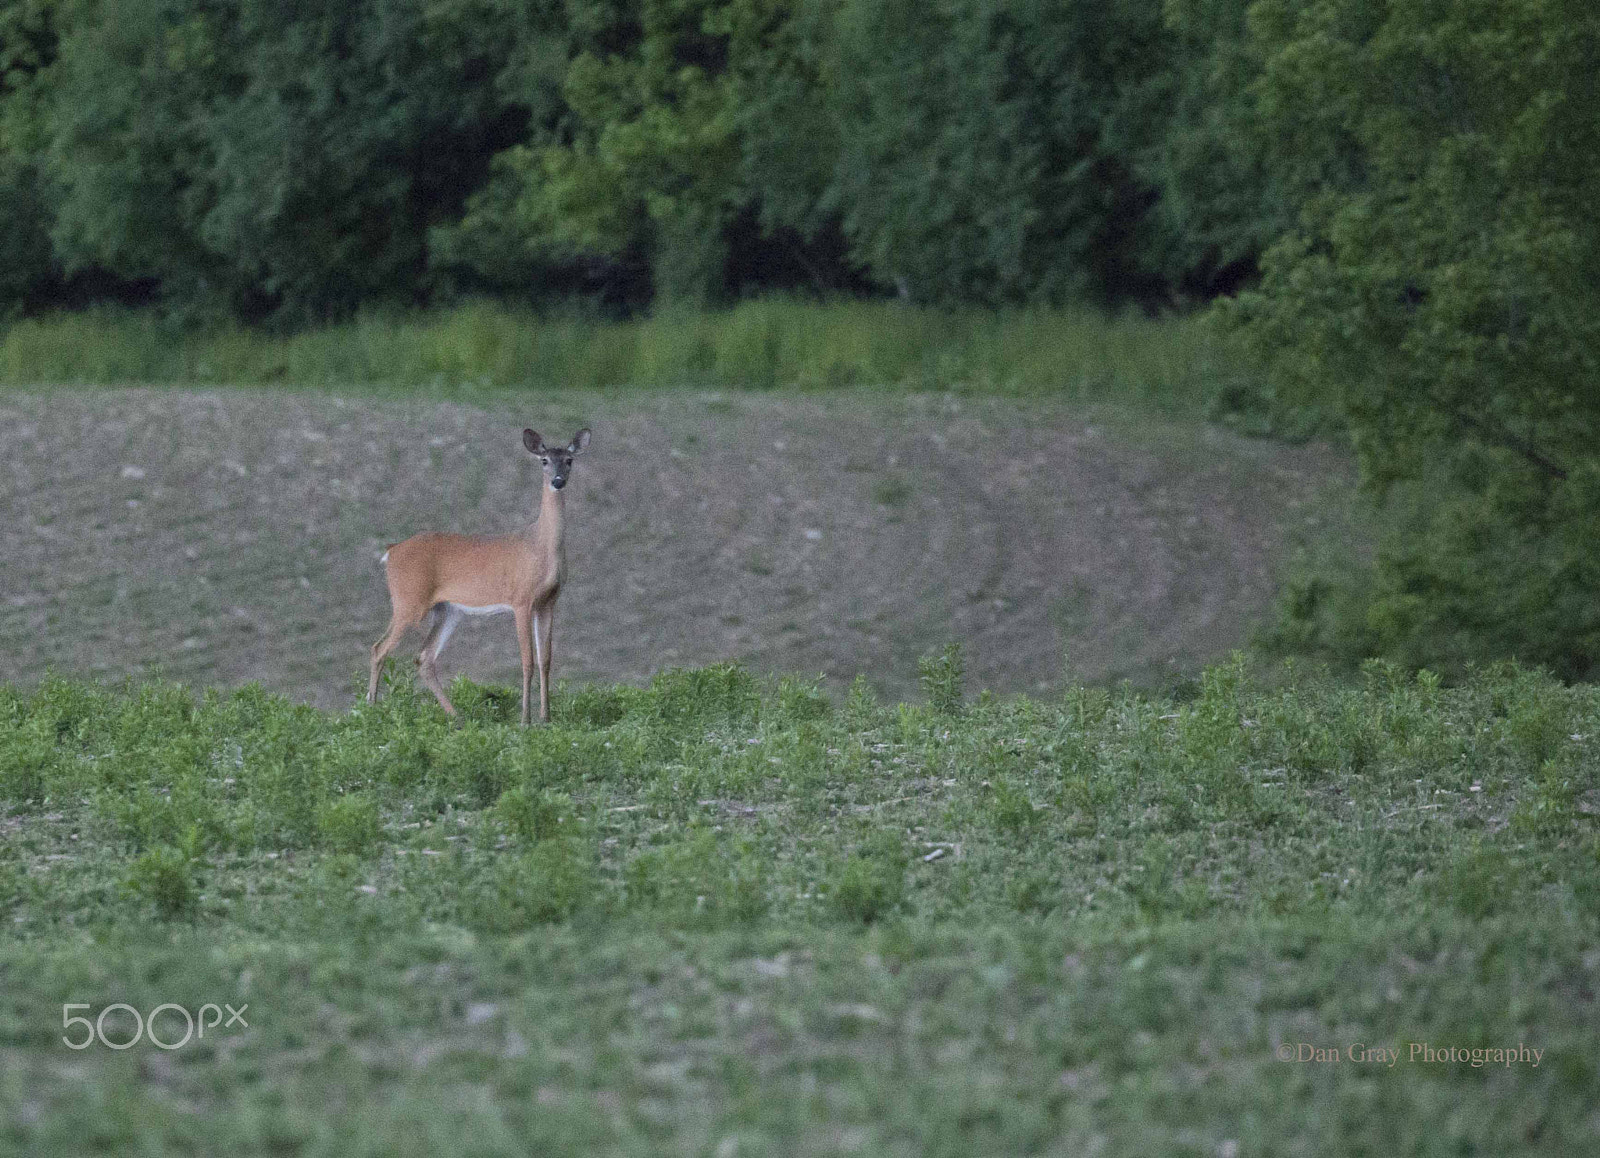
[[0, 298, 1247, 410]]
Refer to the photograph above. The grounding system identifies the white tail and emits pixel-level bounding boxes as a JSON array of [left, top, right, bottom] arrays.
[[366, 427, 591, 725]]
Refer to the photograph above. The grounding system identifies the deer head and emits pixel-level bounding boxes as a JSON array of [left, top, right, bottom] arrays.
[[523, 427, 591, 491]]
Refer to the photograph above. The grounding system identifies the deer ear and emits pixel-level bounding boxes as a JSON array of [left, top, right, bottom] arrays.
[[523, 429, 544, 454], [569, 428, 591, 454]]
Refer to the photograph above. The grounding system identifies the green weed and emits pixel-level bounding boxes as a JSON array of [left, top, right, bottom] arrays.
[[988, 776, 1045, 834], [641, 663, 762, 734], [467, 838, 599, 931], [122, 842, 201, 920], [918, 642, 966, 715], [0, 847, 25, 919], [0, 662, 1597, 1153], [1429, 842, 1519, 919], [844, 674, 880, 731], [623, 826, 770, 927], [316, 792, 383, 854], [492, 785, 575, 843], [830, 831, 909, 923]]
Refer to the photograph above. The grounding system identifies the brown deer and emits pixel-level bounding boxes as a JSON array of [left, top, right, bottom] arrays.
[[367, 427, 591, 725]]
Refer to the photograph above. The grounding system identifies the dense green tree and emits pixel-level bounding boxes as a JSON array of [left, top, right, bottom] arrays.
[[1143, 0, 1290, 300], [813, 0, 1173, 307], [456, 0, 838, 305], [0, 0, 65, 311], [45, 0, 534, 321], [1233, 0, 1600, 676], [519, 0, 749, 302], [426, 0, 634, 304], [6, 0, 1297, 316], [476, 0, 1198, 307]]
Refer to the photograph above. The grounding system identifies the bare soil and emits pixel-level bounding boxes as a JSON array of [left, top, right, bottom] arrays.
[[0, 388, 1354, 708]]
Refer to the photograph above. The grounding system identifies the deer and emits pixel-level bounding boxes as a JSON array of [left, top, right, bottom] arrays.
[[367, 427, 591, 725]]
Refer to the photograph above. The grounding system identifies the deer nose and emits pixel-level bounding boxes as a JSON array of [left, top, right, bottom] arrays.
[[551, 476, 567, 489]]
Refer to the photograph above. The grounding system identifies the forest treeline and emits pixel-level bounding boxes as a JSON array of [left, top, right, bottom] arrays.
[[2, 0, 1286, 319], [3, 0, 1599, 678]]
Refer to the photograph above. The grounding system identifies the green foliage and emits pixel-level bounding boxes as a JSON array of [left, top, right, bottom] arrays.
[[3, 0, 1302, 314], [623, 825, 769, 926], [1227, 0, 1600, 676], [492, 785, 574, 843], [432, 726, 517, 807], [1430, 841, 1519, 918], [640, 662, 762, 733], [511, 0, 754, 302], [918, 642, 965, 716], [1152, 0, 1291, 298], [468, 837, 598, 930], [3, 663, 1600, 1149], [1, 658, 1594, 937], [0, 299, 1238, 408], [1127, 836, 1178, 919], [0, 719, 57, 806], [987, 776, 1044, 835], [316, 791, 383, 854], [42, 0, 535, 321], [122, 842, 200, 919], [843, 674, 878, 731], [815, 0, 1173, 306], [829, 830, 907, 923], [771, 674, 831, 727], [558, 683, 631, 730], [0, 841, 26, 918], [0, 0, 64, 312]]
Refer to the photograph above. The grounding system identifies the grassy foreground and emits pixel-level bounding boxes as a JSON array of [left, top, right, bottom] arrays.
[[0, 300, 1244, 411], [3, 655, 1598, 1154]]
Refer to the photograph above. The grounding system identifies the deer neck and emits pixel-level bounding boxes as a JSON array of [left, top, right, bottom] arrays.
[[532, 481, 566, 556]]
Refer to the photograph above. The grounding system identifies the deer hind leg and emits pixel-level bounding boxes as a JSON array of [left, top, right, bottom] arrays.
[[417, 603, 463, 716], [368, 604, 422, 704]]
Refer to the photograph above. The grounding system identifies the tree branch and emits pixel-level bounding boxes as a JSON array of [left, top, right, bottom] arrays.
[[1443, 403, 1569, 482]]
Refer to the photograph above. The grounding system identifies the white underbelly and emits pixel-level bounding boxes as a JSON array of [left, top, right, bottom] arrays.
[[448, 602, 514, 617]]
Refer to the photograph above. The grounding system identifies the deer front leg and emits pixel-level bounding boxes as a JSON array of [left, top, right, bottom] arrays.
[[534, 602, 555, 723], [515, 606, 535, 726]]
